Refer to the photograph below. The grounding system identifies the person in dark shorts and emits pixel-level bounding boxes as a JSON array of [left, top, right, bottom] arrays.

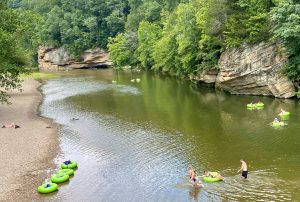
[[237, 159, 248, 179], [242, 170, 248, 179], [188, 166, 202, 187]]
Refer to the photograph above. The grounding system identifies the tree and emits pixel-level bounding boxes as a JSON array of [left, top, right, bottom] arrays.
[[223, 0, 274, 47], [137, 21, 161, 69], [271, 0, 300, 81], [108, 33, 137, 67], [125, 1, 162, 32], [174, 3, 202, 74], [152, 11, 179, 73], [0, 1, 29, 103]]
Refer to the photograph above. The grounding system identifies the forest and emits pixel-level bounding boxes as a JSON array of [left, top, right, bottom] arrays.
[[1, 0, 300, 102]]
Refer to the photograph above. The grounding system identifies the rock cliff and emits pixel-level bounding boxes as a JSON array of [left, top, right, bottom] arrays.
[[191, 69, 219, 85], [215, 43, 295, 98], [38, 46, 112, 70]]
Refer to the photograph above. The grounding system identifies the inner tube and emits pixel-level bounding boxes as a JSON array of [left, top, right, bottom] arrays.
[[272, 122, 285, 127], [37, 183, 58, 194], [112, 80, 117, 84], [279, 112, 290, 117], [247, 104, 256, 108], [57, 169, 74, 176], [50, 173, 70, 183], [203, 172, 223, 182], [61, 161, 78, 169], [255, 102, 264, 107], [203, 177, 222, 182]]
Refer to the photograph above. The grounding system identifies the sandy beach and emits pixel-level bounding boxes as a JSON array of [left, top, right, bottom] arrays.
[[0, 79, 58, 201]]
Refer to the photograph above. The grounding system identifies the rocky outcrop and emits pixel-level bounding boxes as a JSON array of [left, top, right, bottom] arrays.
[[191, 69, 219, 84], [38, 46, 112, 70], [215, 43, 295, 98]]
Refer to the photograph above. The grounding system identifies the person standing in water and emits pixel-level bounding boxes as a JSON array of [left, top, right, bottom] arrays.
[[237, 159, 248, 179], [188, 166, 201, 187]]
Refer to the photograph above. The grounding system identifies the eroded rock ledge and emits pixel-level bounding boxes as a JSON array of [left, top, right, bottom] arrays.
[[216, 43, 295, 98], [193, 43, 295, 98], [38, 46, 112, 70]]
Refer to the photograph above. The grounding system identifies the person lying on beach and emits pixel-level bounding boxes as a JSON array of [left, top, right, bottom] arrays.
[[2, 123, 20, 129]]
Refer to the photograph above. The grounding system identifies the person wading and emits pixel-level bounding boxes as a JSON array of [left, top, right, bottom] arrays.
[[237, 159, 248, 179], [188, 166, 201, 187]]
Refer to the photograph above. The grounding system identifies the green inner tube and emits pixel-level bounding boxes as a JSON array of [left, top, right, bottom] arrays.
[[203, 177, 222, 182], [255, 103, 264, 107], [61, 161, 78, 169], [247, 104, 255, 108], [50, 173, 70, 183], [279, 112, 290, 116], [57, 168, 74, 176], [37, 183, 58, 194], [272, 122, 285, 127], [203, 172, 223, 182]]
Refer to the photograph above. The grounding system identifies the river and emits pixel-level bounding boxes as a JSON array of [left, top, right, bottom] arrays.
[[38, 69, 300, 201]]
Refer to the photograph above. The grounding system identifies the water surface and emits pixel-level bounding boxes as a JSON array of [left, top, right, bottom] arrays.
[[39, 69, 300, 201]]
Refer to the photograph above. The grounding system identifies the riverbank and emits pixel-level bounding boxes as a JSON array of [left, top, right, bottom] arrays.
[[0, 79, 59, 201]]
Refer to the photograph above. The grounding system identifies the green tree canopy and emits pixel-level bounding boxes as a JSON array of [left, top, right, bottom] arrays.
[[0, 1, 30, 103], [271, 0, 300, 81]]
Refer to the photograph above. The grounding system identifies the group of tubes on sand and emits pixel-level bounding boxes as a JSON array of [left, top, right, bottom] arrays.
[[188, 160, 248, 187]]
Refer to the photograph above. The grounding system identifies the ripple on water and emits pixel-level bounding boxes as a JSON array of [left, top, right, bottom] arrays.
[[39, 72, 300, 202]]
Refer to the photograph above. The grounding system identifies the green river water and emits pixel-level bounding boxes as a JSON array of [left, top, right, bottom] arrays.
[[39, 69, 300, 201]]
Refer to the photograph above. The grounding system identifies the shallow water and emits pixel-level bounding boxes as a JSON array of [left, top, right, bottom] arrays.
[[39, 69, 300, 201]]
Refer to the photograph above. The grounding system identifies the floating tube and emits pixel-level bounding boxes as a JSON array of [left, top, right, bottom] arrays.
[[50, 173, 69, 183], [247, 103, 256, 108], [279, 112, 290, 117], [272, 122, 285, 127], [37, 183, 58, 194], [57, 169, 74, 176], [61, 161, 77, 169], [203, 172, 223, 182], [203, 177, 222, 182], [136, 78, 141, 83], [255, 102, 264, 107], [130, 79, 135, 82], [112, 80, 117, 84]]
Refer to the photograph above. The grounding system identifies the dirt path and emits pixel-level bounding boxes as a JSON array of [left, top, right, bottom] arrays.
[[0, 79, 59, 201]]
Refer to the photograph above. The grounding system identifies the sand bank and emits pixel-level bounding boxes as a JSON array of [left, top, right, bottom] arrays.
[[0, 79, 58, 201]]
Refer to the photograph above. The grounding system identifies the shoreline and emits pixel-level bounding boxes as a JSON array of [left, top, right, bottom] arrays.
[[0, 79, 59, 201]]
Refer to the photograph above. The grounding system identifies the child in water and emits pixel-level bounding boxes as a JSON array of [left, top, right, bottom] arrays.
[[188, 166, 202, 187]]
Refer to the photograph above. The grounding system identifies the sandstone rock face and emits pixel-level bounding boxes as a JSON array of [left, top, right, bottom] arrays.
[[216, 43, 295, 98], [191, 69, 219, 84], [38, 46, 112, 70]]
